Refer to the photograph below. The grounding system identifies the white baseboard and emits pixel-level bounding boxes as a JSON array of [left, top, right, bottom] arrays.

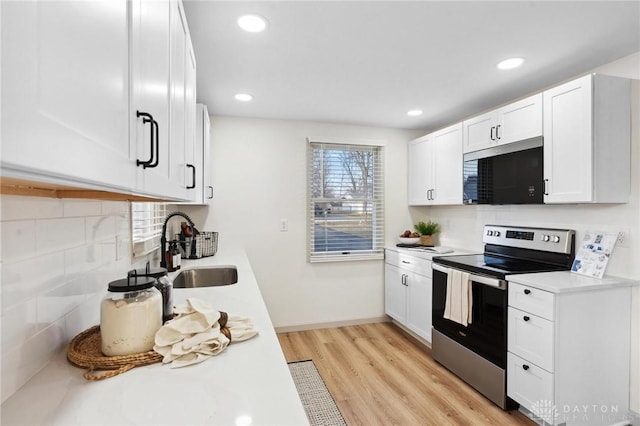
[[274, 316, 389, 333]]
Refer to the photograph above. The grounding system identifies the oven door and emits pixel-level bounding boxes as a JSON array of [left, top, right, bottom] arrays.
[[432, 263, 508, 368]]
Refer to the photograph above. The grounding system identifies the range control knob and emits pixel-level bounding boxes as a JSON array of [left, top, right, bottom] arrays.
[[552, 235, 561, 243], [487, 230, 494, 236], [542, 234, 550, 242], [494, 231, 501, 237]]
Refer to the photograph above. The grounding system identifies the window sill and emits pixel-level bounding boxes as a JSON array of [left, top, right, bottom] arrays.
[[309, 254, 384, 263]]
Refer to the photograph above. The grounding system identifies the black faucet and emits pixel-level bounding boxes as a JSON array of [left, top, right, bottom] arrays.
[[160, 211, 198, 268]]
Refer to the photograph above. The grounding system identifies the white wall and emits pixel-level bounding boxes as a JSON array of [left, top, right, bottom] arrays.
[[179, 118, 419, 329], [0, 197, 130, 402], [0, 196, 162, 402]]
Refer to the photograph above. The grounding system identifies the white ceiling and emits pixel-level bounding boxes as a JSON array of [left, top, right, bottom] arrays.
[[183, 1, 640, 131]]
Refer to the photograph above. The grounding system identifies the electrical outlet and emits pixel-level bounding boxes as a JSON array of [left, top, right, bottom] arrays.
[[617, 230, 629, 248], [280, 219, 288, 232]]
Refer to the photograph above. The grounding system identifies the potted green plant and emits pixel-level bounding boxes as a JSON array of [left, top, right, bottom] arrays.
[[414, 220, 440, 246]]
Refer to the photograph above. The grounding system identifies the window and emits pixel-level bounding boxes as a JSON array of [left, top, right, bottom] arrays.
[[131, 202, 167, 257], [307, 138, 384, 262]]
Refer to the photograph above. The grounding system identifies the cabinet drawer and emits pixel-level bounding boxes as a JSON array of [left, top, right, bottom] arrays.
[[509, 282, 555, 320], [508, 307, 554, 372], [385, 249, 400, 266], [507, 352, 554, 414], [398, 254, 431, 277], [385, 250, 431, 277]]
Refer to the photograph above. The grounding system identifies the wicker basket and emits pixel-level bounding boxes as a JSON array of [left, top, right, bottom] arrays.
[[67, 325, 162, 381], [420, 235, 434, 246], [176, 231, 218, 259]]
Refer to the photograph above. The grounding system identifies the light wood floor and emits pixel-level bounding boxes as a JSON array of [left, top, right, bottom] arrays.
[[278, 322, 535, 426]]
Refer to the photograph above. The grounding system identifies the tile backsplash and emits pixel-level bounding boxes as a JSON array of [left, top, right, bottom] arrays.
[[0, 195, 135, 403]]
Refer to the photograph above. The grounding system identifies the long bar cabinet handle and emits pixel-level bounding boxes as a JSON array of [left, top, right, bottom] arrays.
[[136, 111, 155, 168], [187, 164, 196, 189]]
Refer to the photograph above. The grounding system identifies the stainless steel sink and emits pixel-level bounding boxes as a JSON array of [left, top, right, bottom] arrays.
[[172, 266, 238, 288]]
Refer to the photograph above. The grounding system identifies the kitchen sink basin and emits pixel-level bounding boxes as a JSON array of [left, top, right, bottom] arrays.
[[172, 266, 238, 288]]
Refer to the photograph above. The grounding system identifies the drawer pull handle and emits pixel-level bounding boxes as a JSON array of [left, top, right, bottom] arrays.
[[402, 260, 410, 264], [522, 364, 530, 371], [523, 316, 530, 322], [524, 289, 531, 295]]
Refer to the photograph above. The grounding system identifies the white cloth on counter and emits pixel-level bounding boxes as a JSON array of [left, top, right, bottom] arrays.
[[153, 298, 258, 368], [443, 269, 473, 327]]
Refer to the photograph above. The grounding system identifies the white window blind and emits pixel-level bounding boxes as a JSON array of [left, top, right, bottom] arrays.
[[307, 140, 384, 262], [131, 202, 167, 257]]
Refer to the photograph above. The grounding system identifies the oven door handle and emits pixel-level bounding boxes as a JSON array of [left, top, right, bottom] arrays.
[[432, 263, 506, 290]]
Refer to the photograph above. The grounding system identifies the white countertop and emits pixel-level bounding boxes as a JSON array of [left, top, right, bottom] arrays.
[[385, 245, 473, 261], [507, 270, 640, 293], [0, 248, 309, 426]]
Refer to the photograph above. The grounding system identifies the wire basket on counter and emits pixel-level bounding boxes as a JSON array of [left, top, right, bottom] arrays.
[[176, 231, 218, 259]]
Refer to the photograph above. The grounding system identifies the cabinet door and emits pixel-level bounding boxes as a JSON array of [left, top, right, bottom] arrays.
[[1, 1, 134, 190], [405, 271, 432, 343], [497, 93, 542, 145], [407, 135, 434, 206], [131, 0, 173, 198], [200, 105, 214, 203], [543, 75, 593, 203], [432, 123, 463, 205], [184, 41, 200, 202], [384, 264, 406, 323], [508, 308, 554, 372], [168, 0, 189, 199], [507, 352, 555, 419], [463, 111, 496, 153]]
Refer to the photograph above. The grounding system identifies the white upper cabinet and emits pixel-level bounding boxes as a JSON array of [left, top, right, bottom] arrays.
[[463, 94, 542, 153], [408, 123, 463, 206], [201, 106, 213, 203], [462, 110, 495, 153], [543, 74, 631, 204], [1, 0, 198, 201], [184, 39, 198, 201], [187, 104, 213, 205], [432, 123, 463, 205], [407, 134, 433, 206], [169, 3, 202, 204], [132, 0, 195, 201], [1, 1, 135, 191]]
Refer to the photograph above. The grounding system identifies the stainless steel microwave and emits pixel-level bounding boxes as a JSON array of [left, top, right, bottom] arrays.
[[463, 137, 543, 205]]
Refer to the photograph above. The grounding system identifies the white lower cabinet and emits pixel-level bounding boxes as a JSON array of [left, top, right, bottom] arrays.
[[384, 249, 432, 343], [507, 280, 633, 426], [507, 352, 554, 412], [508, 307, 553, 371]]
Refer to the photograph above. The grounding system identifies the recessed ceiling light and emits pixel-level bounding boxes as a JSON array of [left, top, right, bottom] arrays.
[[234, 93, 253, 102], [237, 14, 268, 33], [407, 109, 423, 117], [497, 57, 524, 70]]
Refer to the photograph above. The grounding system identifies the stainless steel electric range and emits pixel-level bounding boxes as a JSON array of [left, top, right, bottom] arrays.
[[431, 225, 575, 410]]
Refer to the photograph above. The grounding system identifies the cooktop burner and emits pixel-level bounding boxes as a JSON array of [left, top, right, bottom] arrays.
[[432, 225, 576, 279], [434, 253, 568, 279]]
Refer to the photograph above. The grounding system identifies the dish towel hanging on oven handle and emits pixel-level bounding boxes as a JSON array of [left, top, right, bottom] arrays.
[[444, 270, 473, 326]]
